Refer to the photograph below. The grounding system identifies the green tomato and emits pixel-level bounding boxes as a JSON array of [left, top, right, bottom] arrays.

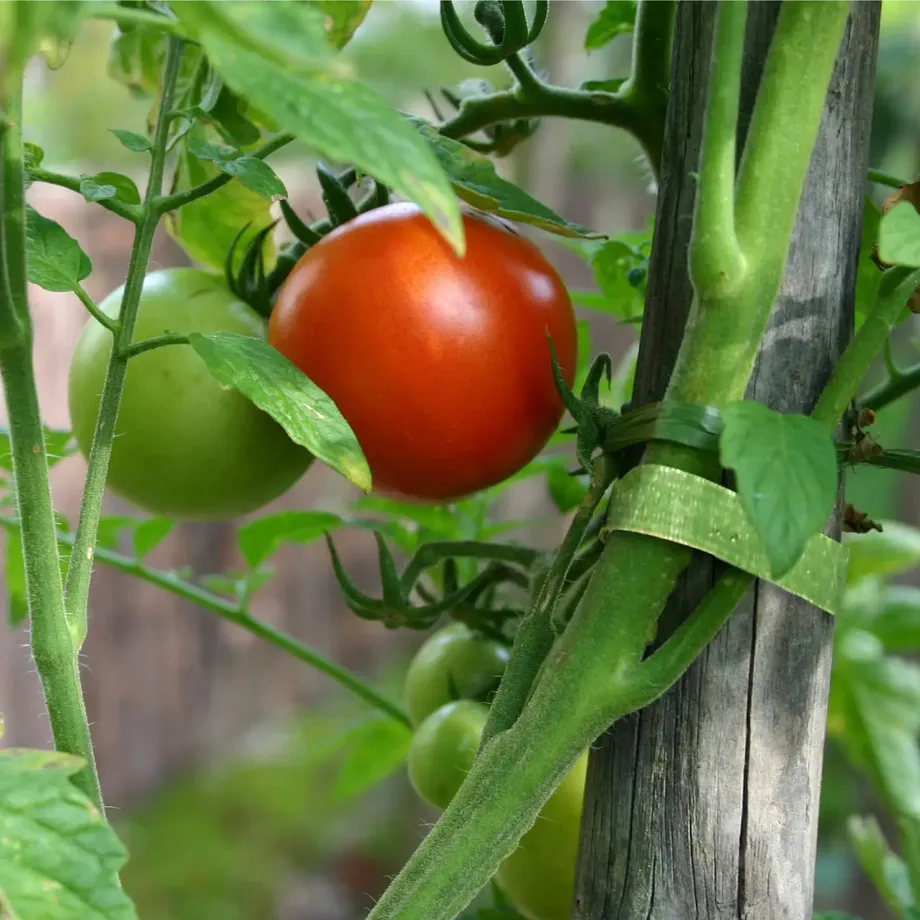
[[404, 622, 511, 727], [68, 268, 313, 519], [407, 699, 487, 810], [407, 698, 587, 920], [494, 750, 588, 920]]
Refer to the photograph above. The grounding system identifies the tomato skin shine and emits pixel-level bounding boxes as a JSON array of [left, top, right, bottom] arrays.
[[269, 203, 577, 502]]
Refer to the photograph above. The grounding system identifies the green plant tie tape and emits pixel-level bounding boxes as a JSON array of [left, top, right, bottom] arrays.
[[605, 464, 847, 615]]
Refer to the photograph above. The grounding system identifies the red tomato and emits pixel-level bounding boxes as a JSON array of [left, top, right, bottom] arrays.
[[268, 203, 577, 502]]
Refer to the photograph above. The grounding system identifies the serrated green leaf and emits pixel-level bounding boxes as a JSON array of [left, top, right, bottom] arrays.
[[847, 814, 915, 917], [94, 517, 136, 551], [185, 124, 286, 200], [165, 139, 275, 272], [237, 510, 343, 569], [845, 521, 920, 585], [188, 332, 370, 491], [331, 716, 412, 802], [79, 172, 140, 206], [0, 748, 137, 919], [132, 518, 174, 558], [315, 0, 373, 49], [585, 0, 637, 51], [109, 129, 153, 153], [25, 207, 91, 293], [177, 2, 463, 253], [719, 402, 838, 578], [412, 118, 600, 240]]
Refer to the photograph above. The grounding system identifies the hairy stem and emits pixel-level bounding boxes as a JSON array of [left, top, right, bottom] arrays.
[[121, 332, 189, 358], [479, 455, 616, 749], [64, 37, 184, 646], [0, 60, 101, 807]]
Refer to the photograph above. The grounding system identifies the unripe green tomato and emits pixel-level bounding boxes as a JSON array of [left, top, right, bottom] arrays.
[[407, 700, 487, 810], [494, 750, 588, 920], [403, 622, 510, 727], [407, 698, 586, 920], [67, 269, 313, 520]]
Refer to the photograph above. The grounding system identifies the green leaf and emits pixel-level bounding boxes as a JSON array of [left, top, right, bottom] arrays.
[[25, 208, 92, 293], [315, 0, 373, 49], [0, 428, 74, 474], [845, 521, 920, 585], [188, 332, 371, 491], [177, 2, 463, 253], [879, 201, 920, 268], [5, 528, 27, 628], [847, 814, 915, 916], [23, 142, 44, 171], [106, 18, 165, 96], [585, 0, 637, 51], [132, 518, 174, 558], [207, 86, 263, 147], [165, 138, 275, 272], [109, 129, 153, 153], [185, 124, 286, 200], [546, 463, 587, 513], [867, 586, 920, 652], [0, 749, 137, 919], [590, 239, 648, 319], [94, 517, 136, 551], [719, 402, 838, 578], [35, 1, 86, 69], [331, 716, 412, 803], [79, 172, 141, 206], [412, 119, 600, 240], [834, 630, 920, 819], [236, 510, 343, 569]]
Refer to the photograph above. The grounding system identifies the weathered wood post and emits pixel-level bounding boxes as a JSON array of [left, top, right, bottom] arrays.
[[574, 3, 881, 917]]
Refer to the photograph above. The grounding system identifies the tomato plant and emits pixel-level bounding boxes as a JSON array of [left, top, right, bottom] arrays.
[[68, 269, 313, 519], [407, 698, 587, 920], [269, 202, 578, 502], [403, 622, 511, 726], [2, 3, 919, 920]]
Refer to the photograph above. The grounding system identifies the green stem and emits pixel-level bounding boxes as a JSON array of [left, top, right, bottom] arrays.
[[616, 568, 754, 713], [63, 37, 184, 647], [0, 514, 410, 727], [688, 0, 746, 300], [868, 167, 909, 189], [813, 266, 920, 426], [154, 132, 294, 214], [121, 332, 189, 358], [479, 455, 616, 749], [0, 71, 101, 807], [75, 283, 118, 333], [861, 361, 920, 412], [28, 168, 141, 223]]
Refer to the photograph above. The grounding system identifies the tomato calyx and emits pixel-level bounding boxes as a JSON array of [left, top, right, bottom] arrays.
[[325, 531, 534, 633], [224, 162, 391, 319]]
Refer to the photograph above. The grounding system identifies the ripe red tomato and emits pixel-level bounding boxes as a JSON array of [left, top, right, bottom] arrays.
[[268, 203, 577, 502]]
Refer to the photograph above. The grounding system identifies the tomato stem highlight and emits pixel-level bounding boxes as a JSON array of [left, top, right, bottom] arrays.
[[0, 48, 102, 808], [64, 36, 186, 648]]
